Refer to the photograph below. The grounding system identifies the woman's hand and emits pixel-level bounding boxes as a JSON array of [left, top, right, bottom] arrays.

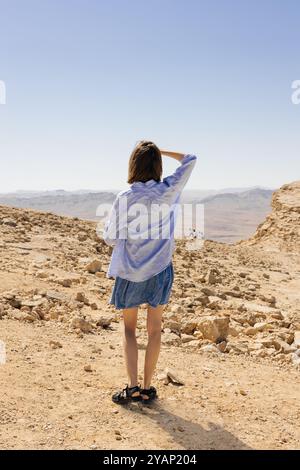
[[160, 150, 185, 162]]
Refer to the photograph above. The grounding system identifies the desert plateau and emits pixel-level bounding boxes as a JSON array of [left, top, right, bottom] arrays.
[[0, 181, 299, 450]]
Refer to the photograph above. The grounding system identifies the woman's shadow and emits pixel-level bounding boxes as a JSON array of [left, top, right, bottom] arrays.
[[128, 400, 252, 450]]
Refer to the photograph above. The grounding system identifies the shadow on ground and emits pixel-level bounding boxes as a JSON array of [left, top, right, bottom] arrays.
[[126, 400, 252, 450]]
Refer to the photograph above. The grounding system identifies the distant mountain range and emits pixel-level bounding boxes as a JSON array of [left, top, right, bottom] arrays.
[[0, 191, 117, 221], [182, 186, 272, 202], [0, 186, 275, 243], [191, 188, 274, 243]]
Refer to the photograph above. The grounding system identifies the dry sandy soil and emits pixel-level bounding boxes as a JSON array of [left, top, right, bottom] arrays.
[[0, 181, 300, 450]]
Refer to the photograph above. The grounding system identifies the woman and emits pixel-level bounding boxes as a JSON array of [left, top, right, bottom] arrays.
[[103, 141, 197, 404]]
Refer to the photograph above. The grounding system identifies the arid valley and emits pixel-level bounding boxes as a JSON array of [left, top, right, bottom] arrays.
[[0, 181, 299, 450]]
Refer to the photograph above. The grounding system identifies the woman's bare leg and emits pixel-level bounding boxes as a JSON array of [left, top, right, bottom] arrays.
[[143, 305, 164, 391], [123, 307, 139, 389]]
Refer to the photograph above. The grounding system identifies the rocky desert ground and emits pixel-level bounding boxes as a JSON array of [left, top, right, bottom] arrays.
[[0, 181, 299, 450]]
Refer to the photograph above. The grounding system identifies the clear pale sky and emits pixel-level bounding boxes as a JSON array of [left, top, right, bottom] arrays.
[[0, 0, 299, 192]]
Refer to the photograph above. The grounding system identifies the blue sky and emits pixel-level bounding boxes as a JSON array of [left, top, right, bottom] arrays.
[[0, 0, 299, 192]]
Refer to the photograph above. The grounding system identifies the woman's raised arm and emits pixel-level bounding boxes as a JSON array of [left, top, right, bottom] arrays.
[[160, 150, 185, 162]]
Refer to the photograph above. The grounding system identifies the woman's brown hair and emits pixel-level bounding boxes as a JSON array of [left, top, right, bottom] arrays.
[[127, 141, 162, 184]]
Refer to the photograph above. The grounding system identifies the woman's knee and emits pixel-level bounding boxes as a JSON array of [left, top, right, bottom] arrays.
[[124, 324, 136, 339], [147, 325, 162, 339]]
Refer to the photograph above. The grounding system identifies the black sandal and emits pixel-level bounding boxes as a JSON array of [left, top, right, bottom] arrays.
[[112, 385, 141, 404], [140, 386, 157, 405]]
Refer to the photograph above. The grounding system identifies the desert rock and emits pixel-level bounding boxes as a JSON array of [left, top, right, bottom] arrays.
[[197, 316, 229, 343], [71, 316, 93, 333], [85, 260, 102, 274]]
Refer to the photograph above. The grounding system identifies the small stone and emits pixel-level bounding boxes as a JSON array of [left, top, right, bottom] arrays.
[[228, 325, 241, 337], [78, 231, 88, 242], [224, 290, 242, 298], [21, 299, 45, 308], [171, 305, 184, 315], [11, 311, 36, 322], [181, 319, 198, 335], [291, 353, 300, 366], [36, 271, 48, 279], [201, 287, 215, 296], [181, 333, 196, 343], [217, 341, 227, 353], [49, 340, 62, 350], [49, 310, 59, 320], [260, 338, 295, 354], [71, 316, 93, 333], [157, 372, 170, 385], [244, 326, 258, 336], [255, 322, 274, 331], [165, 368, 185, 385], [61, 279, 73, 288], [248, 284, 257, 292], [1, 217, 17, 227], [9, 298, 22, 309], [84, 364, 92, 372], [96, 315, 112, 328], [182, 339, 201, 349], [161, 332, 181, 346], [163, 319, 181, 334], [85, 260, 102, 274], [200, 343, 220, 354], [270, 312, 284, 320], [205, 270, 218, 284], [0, 305, 7, 319], [46, 291, 69, 303], [75, 292, 89, 305], [293, 331, 300, 348]]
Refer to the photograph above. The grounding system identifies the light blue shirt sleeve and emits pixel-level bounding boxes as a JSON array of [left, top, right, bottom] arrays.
[[162, 154, 197, 194]]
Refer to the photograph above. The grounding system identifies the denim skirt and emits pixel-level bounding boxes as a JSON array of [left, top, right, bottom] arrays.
[[109, 263, 174, 310]]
